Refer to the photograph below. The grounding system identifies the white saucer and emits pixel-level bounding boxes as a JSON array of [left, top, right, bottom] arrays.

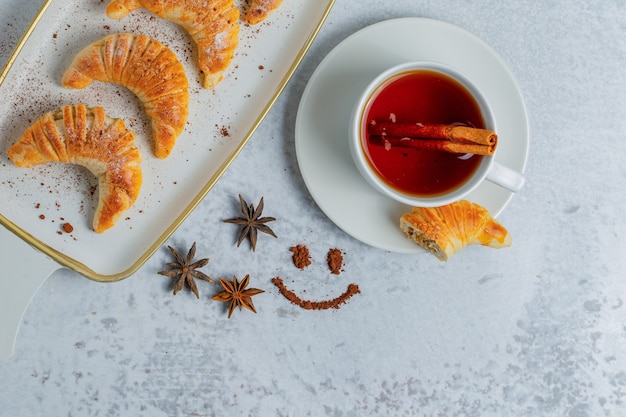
[[295, 18, 529, 253]]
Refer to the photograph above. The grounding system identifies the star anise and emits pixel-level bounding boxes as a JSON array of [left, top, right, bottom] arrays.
[[223, 194, 277, 251], [211, 274, 264, 318], [158, 242, 213, 298]]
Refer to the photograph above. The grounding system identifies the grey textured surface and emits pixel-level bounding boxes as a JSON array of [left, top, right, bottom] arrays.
[[1, 0, 625, 416]]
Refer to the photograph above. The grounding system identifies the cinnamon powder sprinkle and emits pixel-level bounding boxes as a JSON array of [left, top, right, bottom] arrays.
[[290, 244, 311, 269], [327, 248, 344, 275], [271, 277, 360, 310], [62, 223, 74, 233]]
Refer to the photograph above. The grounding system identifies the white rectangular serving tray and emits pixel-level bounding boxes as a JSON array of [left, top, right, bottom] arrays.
[[0, 0, 334, 280]]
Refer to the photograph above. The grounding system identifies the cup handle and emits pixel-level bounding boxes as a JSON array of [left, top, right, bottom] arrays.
[[486, 161, 526, 192]]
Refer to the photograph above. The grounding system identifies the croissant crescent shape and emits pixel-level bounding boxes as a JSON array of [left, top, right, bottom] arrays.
[[106, 0, 240, 89], [400, 200, 511, 261], [61, 33, 189, 159], [7, 104, 142, 233], [244, 0, 283, 25]]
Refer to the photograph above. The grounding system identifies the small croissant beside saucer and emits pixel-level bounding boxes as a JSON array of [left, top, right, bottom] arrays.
[[400, 200, 512, 261]]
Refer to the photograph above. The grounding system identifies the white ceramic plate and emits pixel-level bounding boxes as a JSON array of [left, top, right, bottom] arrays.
[[295, 17, 529, 253]]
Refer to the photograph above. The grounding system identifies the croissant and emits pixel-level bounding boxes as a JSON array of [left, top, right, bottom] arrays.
[[244, 0, 284, 25], [7, 104, 142, 233], [399, 200, 511, 261], [106, 0, 240, 89], [61, 33, 189, 159]]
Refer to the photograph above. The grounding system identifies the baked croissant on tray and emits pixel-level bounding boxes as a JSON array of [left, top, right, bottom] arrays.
[[7, 104, 142, 233], [105, 0, 240, 89], [61, 33, 189, 159], [400, 200, 511, 261]]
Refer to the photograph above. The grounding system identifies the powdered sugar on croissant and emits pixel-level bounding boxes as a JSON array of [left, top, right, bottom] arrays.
[[400, 200, 511, 261], [61, 33, 189, 159], [106, 0, 240, 89], [7, 104, 142, 233]]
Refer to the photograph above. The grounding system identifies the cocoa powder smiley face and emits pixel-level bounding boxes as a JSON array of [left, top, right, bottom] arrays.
[[273, 245, 360, 310]]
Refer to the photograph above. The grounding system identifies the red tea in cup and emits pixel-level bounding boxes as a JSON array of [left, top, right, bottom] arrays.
[[361, 69, 485, 197]]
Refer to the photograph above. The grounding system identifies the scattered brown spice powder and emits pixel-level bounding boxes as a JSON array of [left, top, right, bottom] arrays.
[[271, 277, 360, 310], [290, 244, 311, 269], [327, 248, 343, 275]]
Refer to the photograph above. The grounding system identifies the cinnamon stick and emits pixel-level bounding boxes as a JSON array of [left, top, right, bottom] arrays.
[[367, 121, 497, 155], [369, 136, 495, 156], [368, 122, 497, 146]]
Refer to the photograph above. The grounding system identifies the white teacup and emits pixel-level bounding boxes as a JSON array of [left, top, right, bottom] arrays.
[[349, 61, 525, 207]]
